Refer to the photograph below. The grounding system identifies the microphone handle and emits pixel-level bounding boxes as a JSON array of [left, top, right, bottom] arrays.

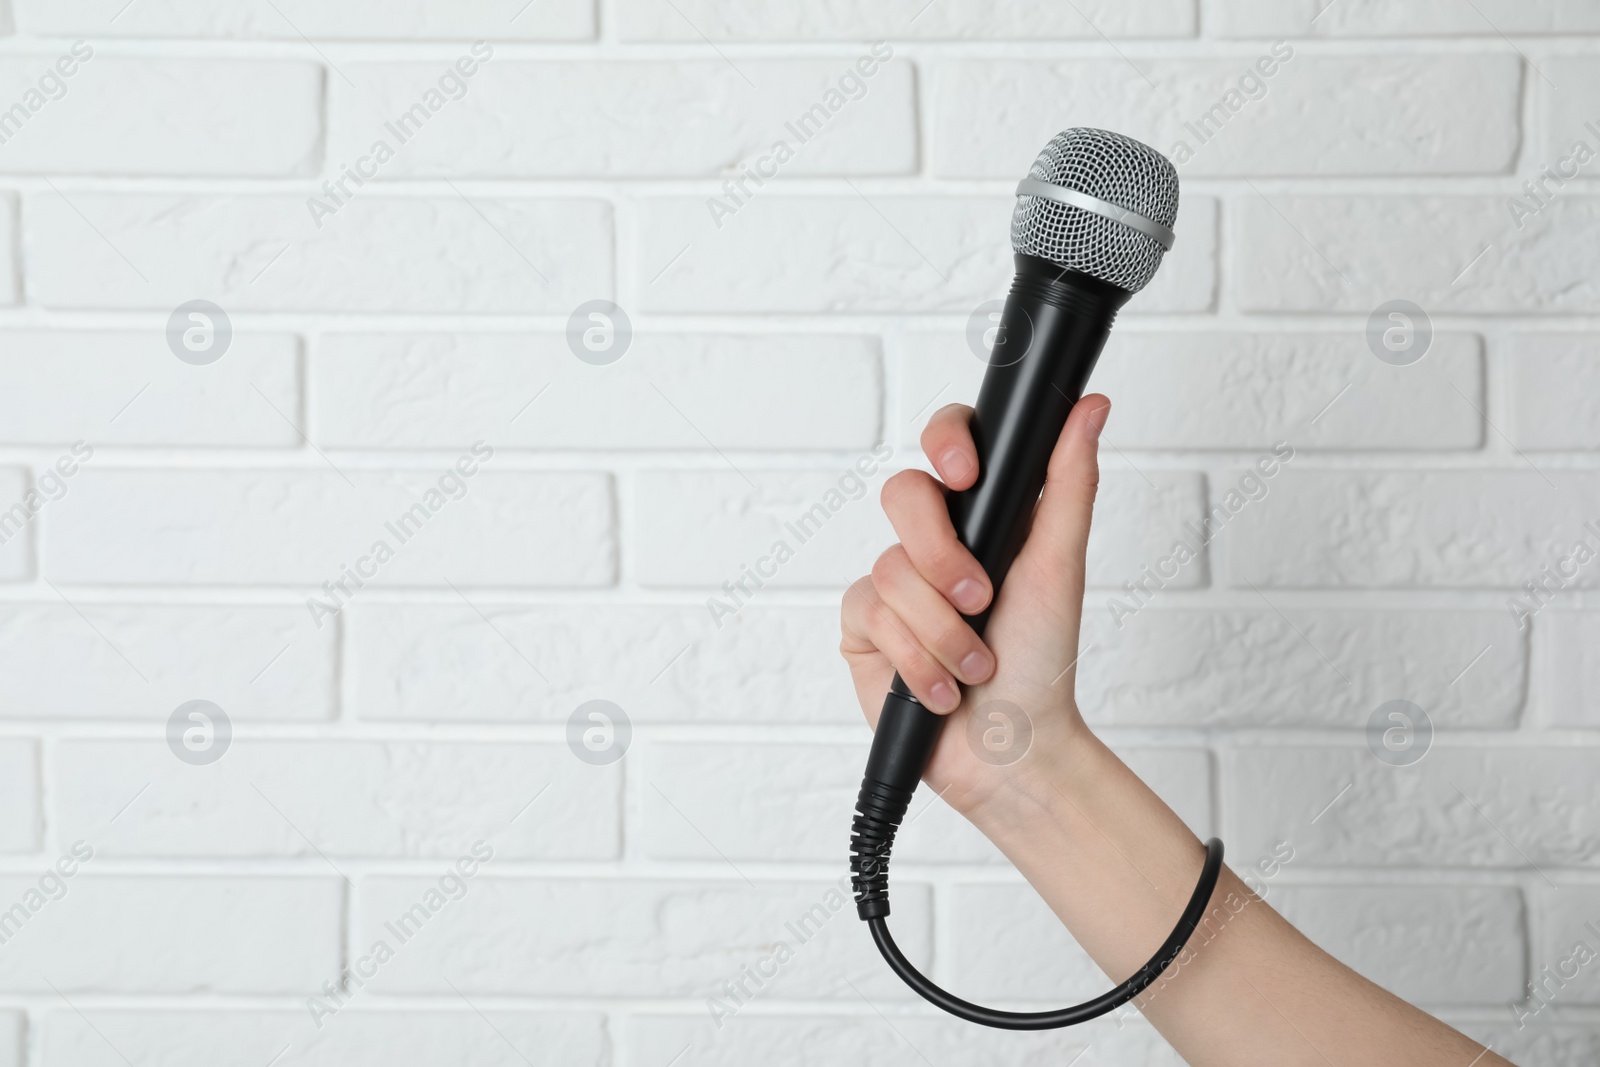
[[859, 254, 1132, 827]]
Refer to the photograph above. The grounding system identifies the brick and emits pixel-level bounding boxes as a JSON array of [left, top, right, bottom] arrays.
[[0, 468, 36, 580], [1229, 747, 1600, 868], [0, 58, 320, 176], [1272, 885, 1524, 1005], [355, 876, 930, 1000], [1542, 61, 1600, 177], [1226, 471, 1600, 589], [1531, 888, 1600, 1005], [934, 56, 1517, 177], [0, 194, 13, 303], [0, 604, 333, 720], [1543, 611, 1600, 729], [1509, 334, 1600, 450], [627, 1013, 1183, 1065], [1207, 0, 1600, 36], [346, 604, 857, 724], [0, 332, 299, 446], [617, 0, 1195, 40], [332, 60, 915, 178], [48, 469, 616, 588], [0, 742, 37, 853], [54, 741, 618, 859], [39, 1011, 607, 1067], [1077, 608, 1524, 729], [636, 468, 1206, 590], [0, 1014, 17, 1067], [1235, 194, 1600, 313], [22, 193, 611, 312], [636, 195, 1216, 314], [17, 0, 594, 39], [0, 876, 339, 993], [311, 332, 881, 451], [900, 330, 1484, 451]]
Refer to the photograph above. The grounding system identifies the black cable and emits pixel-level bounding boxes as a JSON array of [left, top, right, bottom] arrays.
[[851, 773, 1224, 1030]]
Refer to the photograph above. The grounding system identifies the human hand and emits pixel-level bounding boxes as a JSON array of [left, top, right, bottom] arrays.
[[839, 394, 1111, 817]]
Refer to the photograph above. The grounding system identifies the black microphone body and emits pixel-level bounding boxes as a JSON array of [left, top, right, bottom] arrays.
[[857, 254, 1129, 823]]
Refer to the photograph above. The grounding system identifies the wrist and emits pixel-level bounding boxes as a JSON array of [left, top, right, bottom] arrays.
[[957, 707, 1106, 836]]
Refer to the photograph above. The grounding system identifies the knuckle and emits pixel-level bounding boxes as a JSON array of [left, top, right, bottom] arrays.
[[870, 544, 911, 587]]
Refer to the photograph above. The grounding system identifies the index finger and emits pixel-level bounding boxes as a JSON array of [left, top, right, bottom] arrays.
[[920, 403, 978, 491]]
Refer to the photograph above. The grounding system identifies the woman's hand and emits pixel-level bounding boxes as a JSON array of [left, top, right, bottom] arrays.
[[839, 394, 1111, 817]]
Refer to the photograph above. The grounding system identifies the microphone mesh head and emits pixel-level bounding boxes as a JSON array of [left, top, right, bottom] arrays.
[[1010, 128, 1180, 293]]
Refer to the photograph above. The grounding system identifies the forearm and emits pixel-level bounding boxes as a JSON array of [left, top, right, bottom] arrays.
[[965, 723, 1507, 1067]]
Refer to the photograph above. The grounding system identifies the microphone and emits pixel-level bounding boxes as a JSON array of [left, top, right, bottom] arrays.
[[847, 128, 1224, 1029]]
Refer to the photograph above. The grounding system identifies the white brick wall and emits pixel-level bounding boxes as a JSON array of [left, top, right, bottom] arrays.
[[0, 4, 1594, 1064]]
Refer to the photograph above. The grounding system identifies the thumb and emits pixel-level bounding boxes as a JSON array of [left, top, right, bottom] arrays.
[[1015, 394, 1109, 599]]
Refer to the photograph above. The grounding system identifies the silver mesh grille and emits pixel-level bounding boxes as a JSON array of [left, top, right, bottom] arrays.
[[1010, 128, 1180, 293]]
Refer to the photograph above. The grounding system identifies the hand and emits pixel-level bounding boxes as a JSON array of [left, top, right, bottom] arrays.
[[840, 394, 1111, 816]]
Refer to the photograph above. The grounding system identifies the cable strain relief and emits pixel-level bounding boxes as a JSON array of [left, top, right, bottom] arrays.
[[850, 777, 914, 921]]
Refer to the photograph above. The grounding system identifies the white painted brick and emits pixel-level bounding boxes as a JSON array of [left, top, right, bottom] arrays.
[[54, 741, 618, 859], [1509, 334, 1600, 450], [0, 741, 38, 853], [1272, 885, 1524, 1005], [1543, 611, 1600, 729], [0, 876, 339, 993], [355, 876, 930, 1000], [0, 58, 320, 176], [1226, 471, 1600, 588], [1229, 747, 1600, 868], [900, 330, 1484, 451], [642, 741, 1211, 863], [628, 1013, 1183, 1066], [1531, 888, 1600, 1006], [17, 0, 594, 39], [39, 1011, 607, 1067], [22, 194, 611, 312], [1208, 0, 1600, 36], [1235, 194, 1600, 313], [311, 332, 881, 451], [347, 604, 857, 724], [1543, 60, 1600, 171], [0, 194, 13, 304], [1078, 608, 1524, 729], [617, 0, 1195, 40], [636, 468, 1206, 590], [0, 332, 299, 446], [0, 604, 333, 720], [0, 1015, 18, 1067], [0, 468, 36, 580], [935, 57, 1517, 177], [636, 195, 1216, 314], [48, 469, 616, 587], [333, 59, 915, 178]]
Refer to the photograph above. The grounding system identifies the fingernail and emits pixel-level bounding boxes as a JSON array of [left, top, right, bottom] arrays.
[[1086, 403, 1111, 440], [960, 650, 991, 682], [929, 682, 959, 712], [940, 448, 973, 481], [951, 578, 987, 614]]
